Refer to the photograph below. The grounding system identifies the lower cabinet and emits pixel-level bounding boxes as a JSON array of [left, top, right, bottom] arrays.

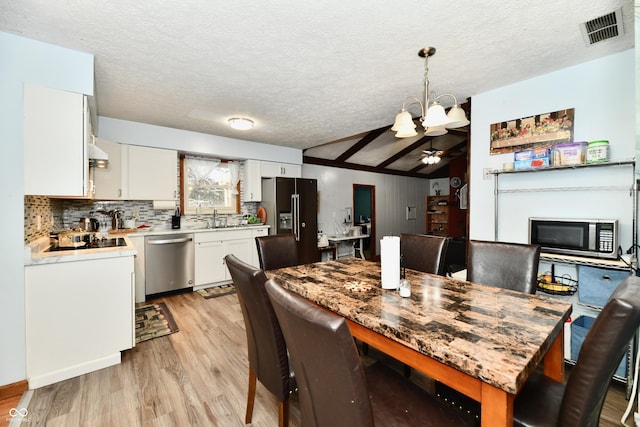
[[25, 256, 135, 388], [195, 239, 229, 285], [194, 227, 268, 287]]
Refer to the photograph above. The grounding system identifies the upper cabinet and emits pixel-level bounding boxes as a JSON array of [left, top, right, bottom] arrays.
[[93, 141, 177, 201], [123, 145, 177, 201], [243, 159, 262, 202], [24, 84, 90, 197], [93, 138, 123, 199], [261, 161, 301, 178]]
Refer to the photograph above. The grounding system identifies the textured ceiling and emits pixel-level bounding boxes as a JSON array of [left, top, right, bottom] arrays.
[[0, 1, 634, 159]]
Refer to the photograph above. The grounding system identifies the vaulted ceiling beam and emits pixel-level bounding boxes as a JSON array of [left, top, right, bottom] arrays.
[[376, 136, 432, 168], [303, 155, 431, 179], [335, 126, 389, 163]]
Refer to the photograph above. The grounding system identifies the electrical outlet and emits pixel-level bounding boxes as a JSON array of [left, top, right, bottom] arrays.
[[332, 211, 336, 218], [483, 168, 492, 180]]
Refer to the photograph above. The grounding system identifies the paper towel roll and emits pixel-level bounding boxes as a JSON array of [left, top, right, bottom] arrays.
[[380, 236, 400, 289], [152, 200, 177, 210]]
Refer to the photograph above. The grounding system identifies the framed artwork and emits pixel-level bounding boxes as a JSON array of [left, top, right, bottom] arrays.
[[490, 108, 574, 155]]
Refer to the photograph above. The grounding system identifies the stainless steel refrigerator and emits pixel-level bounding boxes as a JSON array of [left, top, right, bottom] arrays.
[[261, 177, 319, 264]]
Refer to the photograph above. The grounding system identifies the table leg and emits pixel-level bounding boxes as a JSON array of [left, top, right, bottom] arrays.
[[543, 328, 565, 382], [480, 382, 514, 427], [357, 237, 365, 259]]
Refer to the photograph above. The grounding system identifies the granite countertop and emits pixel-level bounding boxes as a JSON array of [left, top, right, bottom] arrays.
[[266, 257, 573, 395]]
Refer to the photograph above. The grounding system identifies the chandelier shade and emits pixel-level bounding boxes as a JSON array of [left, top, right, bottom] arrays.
[[423, 103, 453, 127], [445, 104, 470, 128], [424, 125, 448, 137]]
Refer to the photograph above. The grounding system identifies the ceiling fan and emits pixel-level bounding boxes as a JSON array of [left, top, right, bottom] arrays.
[[419, 141, 444, 165]]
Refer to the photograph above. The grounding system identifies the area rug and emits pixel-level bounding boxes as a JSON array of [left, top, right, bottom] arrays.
[[197, 283, 236, 299], [135, 302, 179, 344]]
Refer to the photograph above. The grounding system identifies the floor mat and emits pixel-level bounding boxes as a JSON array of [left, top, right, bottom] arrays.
[[135, 302, 179, 344], [196, 283, 236, 299]]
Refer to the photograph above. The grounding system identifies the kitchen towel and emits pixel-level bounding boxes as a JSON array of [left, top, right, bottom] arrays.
[[380, 235, 400, 289]]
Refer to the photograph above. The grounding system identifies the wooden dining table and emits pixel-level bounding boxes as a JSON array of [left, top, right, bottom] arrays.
[[266, 257, 573, 427]]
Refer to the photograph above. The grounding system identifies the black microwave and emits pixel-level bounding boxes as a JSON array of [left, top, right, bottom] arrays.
[[529, 218, 618, 259]]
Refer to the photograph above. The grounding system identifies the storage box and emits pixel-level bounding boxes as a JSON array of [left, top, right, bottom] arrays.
[[514, 147, 550, 170], [578, 265, 630, 308], [586, 140, 610, 164], [552, 141, 587, 165], [571, 316, 626, 378]]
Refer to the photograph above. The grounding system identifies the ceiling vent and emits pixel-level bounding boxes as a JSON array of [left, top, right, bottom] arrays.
[[580, 8, 624, 46]]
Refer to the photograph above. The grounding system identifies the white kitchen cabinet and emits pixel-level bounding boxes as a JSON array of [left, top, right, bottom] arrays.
[[24, 84, 90, 197], [123, 145, 177, 200], [93, 138, 124, 199], [251, 227, 269, 266], [243, 159, 262, 201], [25, 255, 135, 388], [195, 239, 228, 285], [194, 228, 264, 287], [261, 161, 301, 178], [128, 235, 146, 303]]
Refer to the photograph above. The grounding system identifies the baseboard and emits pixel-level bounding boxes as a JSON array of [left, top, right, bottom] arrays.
[[28, 353, 121, 389], [0, 380, 28, 400]]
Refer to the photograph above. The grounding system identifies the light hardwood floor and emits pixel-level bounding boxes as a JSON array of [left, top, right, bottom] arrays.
[[9, 290, 634, 426]]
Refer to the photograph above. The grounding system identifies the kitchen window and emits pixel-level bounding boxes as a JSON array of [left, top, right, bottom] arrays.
[[181, 156, 240, 214]]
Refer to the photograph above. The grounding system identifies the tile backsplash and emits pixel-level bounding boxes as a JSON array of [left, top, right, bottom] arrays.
[[24, 196, 260, 244], [24, 196, 64, 244]]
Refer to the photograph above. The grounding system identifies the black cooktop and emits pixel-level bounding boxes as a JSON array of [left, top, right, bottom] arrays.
[[46, 237, 128, 252]]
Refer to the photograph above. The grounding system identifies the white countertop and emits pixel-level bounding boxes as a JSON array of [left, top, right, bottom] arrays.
[[25, 235, 138, 266], [128, 224, 269, 237], [24, 224, 270, 266]]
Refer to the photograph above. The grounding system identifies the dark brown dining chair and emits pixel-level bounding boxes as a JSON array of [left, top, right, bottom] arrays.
[[255, 234, 299, 270], [467, 239, 541, 293], [264, 278, 475, 427], [513, 275, 640, 426], [224, 254, 296, 427], [400, 233, 449, 275]]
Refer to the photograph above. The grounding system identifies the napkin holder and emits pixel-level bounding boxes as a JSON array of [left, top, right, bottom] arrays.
[[380, 235, 400, 289]]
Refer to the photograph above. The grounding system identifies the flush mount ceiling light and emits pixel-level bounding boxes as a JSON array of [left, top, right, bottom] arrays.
[[392, 47, 469, 138], [228, 117, 254, 130]]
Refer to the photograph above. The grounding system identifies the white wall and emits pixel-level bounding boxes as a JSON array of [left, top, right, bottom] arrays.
[[469, 50, 635, 248], [302, 164, 430, 254], [98, 117, 302, 164], [0, 32, 94, 386]]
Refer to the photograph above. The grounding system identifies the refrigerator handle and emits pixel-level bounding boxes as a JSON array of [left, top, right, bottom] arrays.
[[292, 194, 300, 241]]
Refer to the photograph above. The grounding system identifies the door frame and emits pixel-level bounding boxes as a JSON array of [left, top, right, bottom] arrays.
[[352, 184, 376, 260]]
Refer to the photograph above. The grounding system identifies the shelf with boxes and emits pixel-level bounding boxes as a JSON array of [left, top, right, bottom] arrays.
[[425, 195, 449, 236], [505, 139, 611, 172]]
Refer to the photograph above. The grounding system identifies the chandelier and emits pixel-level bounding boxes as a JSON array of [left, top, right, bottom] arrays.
[[391, 47, 469, 138]]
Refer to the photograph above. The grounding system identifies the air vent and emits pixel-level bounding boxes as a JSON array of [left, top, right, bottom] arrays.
[[580, 8, 624, 46]]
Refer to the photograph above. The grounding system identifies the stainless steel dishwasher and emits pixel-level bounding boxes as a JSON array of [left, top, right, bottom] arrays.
[[145, 234, 194, 296]]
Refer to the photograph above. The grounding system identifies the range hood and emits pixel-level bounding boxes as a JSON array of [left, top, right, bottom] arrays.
[[88, 136, 109, 168]]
